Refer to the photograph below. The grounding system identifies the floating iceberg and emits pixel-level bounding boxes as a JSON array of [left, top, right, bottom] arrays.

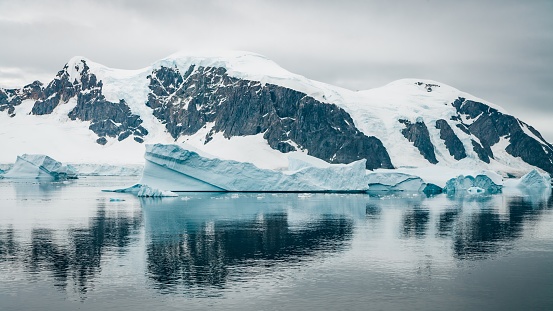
[[516, 169, 551, 189], [443, 173, 502, 194], [366, 172, 425, 192], [107, 184, 178, 197], [138, 144, 369, 192], [3, 154, 78, 181]]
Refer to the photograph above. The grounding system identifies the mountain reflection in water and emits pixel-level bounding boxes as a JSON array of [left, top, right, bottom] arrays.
[[0, 178, 552, 306]]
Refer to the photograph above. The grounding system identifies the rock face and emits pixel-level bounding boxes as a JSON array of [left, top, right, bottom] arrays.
[[0, 81, 43, 117], [2, 54, 553, 176], [399, 118, 438, 164], [146, 65, 392, 170], [450, 97, 553, 174], [435, 119, 466, 160], [25, 60, 148, 144]]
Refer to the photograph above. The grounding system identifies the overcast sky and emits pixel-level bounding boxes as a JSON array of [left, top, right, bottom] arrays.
[[1, 0, 552, 141]]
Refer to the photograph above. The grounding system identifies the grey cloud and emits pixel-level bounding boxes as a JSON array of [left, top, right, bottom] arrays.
[[0, 0, 552, 141]]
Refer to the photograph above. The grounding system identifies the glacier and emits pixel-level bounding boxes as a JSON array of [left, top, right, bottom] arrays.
[[3, 154, 78, 181], [138, 144, 369, 192]]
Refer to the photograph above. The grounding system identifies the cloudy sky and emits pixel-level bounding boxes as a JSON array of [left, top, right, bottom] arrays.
[[1, 0, 552, 140]]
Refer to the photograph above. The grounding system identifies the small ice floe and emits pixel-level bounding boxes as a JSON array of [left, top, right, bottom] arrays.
[[104, 184, 178, 198]]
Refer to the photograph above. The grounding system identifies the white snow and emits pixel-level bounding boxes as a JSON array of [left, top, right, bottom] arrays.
[[0, 50, 551, 181]]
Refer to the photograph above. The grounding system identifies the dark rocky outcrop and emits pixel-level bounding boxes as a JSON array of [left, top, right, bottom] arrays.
[[435, 119, 466, 160], [471, 139, 492, 163], [28, 59, 147, 144], [399, 119, 438, 164], [0, 81, 43, 117], [145, 65, 393, 170], [451, 97, 553, 174]]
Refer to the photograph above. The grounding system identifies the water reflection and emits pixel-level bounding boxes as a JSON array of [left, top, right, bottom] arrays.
[[142, 194, 357, 294], [451, 194, 552, 260], [0, 181, 552, 303], [1, 201, 142, 298]]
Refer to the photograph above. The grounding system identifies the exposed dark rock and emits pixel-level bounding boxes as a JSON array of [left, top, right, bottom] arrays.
[[435, 119, 466, 160], [399, 119, 438, 164], [146, 65, 393, 170], [415, 82, 440, 92], [451, 97, 553, 174], [32, 65, 79, 115], [506, 131, 553, 174], [455, 123, 470, 135], [0, 81, 44, 116], [26, 59, 147, 145], [471, 139, 491, 163]]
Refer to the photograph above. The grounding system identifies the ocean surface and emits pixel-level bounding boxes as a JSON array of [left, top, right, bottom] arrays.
[[0, 177, 552, 311]]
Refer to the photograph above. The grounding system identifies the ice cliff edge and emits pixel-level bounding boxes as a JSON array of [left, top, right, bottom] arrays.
[[3, 154, 78, 181], [138, 144, 369, 192]]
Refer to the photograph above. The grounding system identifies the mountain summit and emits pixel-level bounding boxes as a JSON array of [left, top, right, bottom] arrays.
[[1, 51, 552, 176]]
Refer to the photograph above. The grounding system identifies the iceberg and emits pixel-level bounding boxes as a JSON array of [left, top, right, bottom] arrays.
[[443, 173, 502, 194], [366, 172, 425, 192], [366, 172, 443, 195], [3, 154, 78, 181], [516, 169, 551, 189], [138, 144, 369, 192], [107, 184, 178, 197]]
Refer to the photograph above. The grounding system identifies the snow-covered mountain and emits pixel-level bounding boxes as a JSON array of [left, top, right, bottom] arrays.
[[1, 51, 552, 177]]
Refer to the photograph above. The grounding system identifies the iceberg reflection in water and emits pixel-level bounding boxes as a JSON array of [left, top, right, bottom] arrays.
[[0, 177, 552, 310]]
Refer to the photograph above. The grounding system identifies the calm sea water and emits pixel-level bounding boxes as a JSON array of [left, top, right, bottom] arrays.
[[0, 177, 552, 311]]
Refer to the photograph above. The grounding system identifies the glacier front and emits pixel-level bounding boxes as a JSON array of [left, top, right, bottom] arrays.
[[139, 144, 369, 192]]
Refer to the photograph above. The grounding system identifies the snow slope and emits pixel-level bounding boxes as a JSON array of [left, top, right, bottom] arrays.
[[0, 50, 548, 179]]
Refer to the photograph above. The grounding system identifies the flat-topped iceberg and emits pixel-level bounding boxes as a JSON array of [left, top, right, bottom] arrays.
[[3, 154, 78, 181], [139, 144, 369, 192]]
